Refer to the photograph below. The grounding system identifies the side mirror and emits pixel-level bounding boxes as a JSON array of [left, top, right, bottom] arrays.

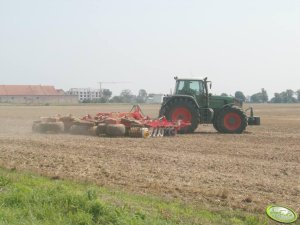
[[210, 83, 212, 89]]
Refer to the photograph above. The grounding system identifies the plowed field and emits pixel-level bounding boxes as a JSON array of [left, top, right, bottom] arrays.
[[0, 104, 299, 212]]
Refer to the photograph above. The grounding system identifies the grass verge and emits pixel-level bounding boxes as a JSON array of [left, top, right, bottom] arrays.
[[0, 168, 275, 225]]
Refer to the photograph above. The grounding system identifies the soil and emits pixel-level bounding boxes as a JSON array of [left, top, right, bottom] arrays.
[[0, 104, 299, 213]]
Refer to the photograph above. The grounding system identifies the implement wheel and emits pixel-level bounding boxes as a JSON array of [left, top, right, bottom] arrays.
[[33, 121, 64, 134]]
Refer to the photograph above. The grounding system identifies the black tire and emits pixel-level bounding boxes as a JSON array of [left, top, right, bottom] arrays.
[[159, 98, 200, 133], [213, 119, 223, 132], [216, 106, 247, 133]]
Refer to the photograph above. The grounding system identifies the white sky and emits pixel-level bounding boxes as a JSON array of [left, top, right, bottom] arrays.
[[0, 0, 299, 97]]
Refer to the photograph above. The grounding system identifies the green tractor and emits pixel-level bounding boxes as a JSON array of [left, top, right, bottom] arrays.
[[159, 77, 260, 133]]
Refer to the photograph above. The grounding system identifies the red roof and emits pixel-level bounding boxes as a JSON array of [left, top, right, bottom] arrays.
[[0, 85, 63, 96]]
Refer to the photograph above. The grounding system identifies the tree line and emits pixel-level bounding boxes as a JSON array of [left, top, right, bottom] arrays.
[[82, 89, 148, 103], [82, 88, 300, 104], [231, 89, 300, 103]]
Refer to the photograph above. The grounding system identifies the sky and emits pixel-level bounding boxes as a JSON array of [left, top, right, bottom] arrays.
[[0, 0, 299, 97]]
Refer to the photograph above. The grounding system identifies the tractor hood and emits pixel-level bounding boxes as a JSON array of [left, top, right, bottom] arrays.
[[209, 95, 242, 108], [162, 94, 243, 109]]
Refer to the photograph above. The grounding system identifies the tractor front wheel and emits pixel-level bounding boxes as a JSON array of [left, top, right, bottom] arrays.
[[216, 106, 247, 133], [213, 120, 222, 132]]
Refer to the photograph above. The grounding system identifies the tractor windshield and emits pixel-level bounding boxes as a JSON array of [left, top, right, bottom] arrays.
[[175, 80, 204, 95]]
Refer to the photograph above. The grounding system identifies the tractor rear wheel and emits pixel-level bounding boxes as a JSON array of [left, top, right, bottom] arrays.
[[216, 106, 247, 133], [159, 98, 200, 133]]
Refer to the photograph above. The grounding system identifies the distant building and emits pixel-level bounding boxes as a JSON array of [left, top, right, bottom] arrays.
[[0, 85, 77, 104], [67, 88, 101, 102], [146, 94, 164, 104]]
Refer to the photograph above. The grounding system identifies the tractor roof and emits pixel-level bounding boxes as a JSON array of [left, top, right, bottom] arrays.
[[174, 77, 204, 81]]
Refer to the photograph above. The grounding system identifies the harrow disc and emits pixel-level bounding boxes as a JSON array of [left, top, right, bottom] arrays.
[[150, 128, 165, 137], [163, 128, 177, 136]]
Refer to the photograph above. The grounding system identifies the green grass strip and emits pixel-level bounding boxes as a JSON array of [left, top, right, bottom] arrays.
[[0, 168, 272, 225]]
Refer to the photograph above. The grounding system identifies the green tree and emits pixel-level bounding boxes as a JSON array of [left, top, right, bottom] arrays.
[[109, 96, 123, 103], [250, 88, 268, 103], [270, 93, 282, 103], [136, 89, 147, 103], [261, 88, 268, 103], [120, 89, 136, 103], [270, 90, 297, 103], [101, 89, 112, 103], [234, 91, 246, 102], [251, 92, 263, 103], [296, 90, 300, 102], [220, 93, 228, 97], [286, 89, 297, 103]]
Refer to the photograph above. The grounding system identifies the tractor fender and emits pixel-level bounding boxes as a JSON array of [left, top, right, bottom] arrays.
[[222, 103, 235, 109], [213, 103, 237, 121]]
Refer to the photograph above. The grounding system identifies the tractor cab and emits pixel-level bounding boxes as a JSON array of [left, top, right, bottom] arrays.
[[174, 77, 210, 108], [175, 79, 205, 96]]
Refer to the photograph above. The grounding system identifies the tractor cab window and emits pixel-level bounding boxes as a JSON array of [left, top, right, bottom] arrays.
[[175, 80, 204, 95]]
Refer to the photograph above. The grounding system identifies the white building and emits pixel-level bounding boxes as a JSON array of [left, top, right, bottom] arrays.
[[67, 88, 101, 102], [146, 94, 164, 104]]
